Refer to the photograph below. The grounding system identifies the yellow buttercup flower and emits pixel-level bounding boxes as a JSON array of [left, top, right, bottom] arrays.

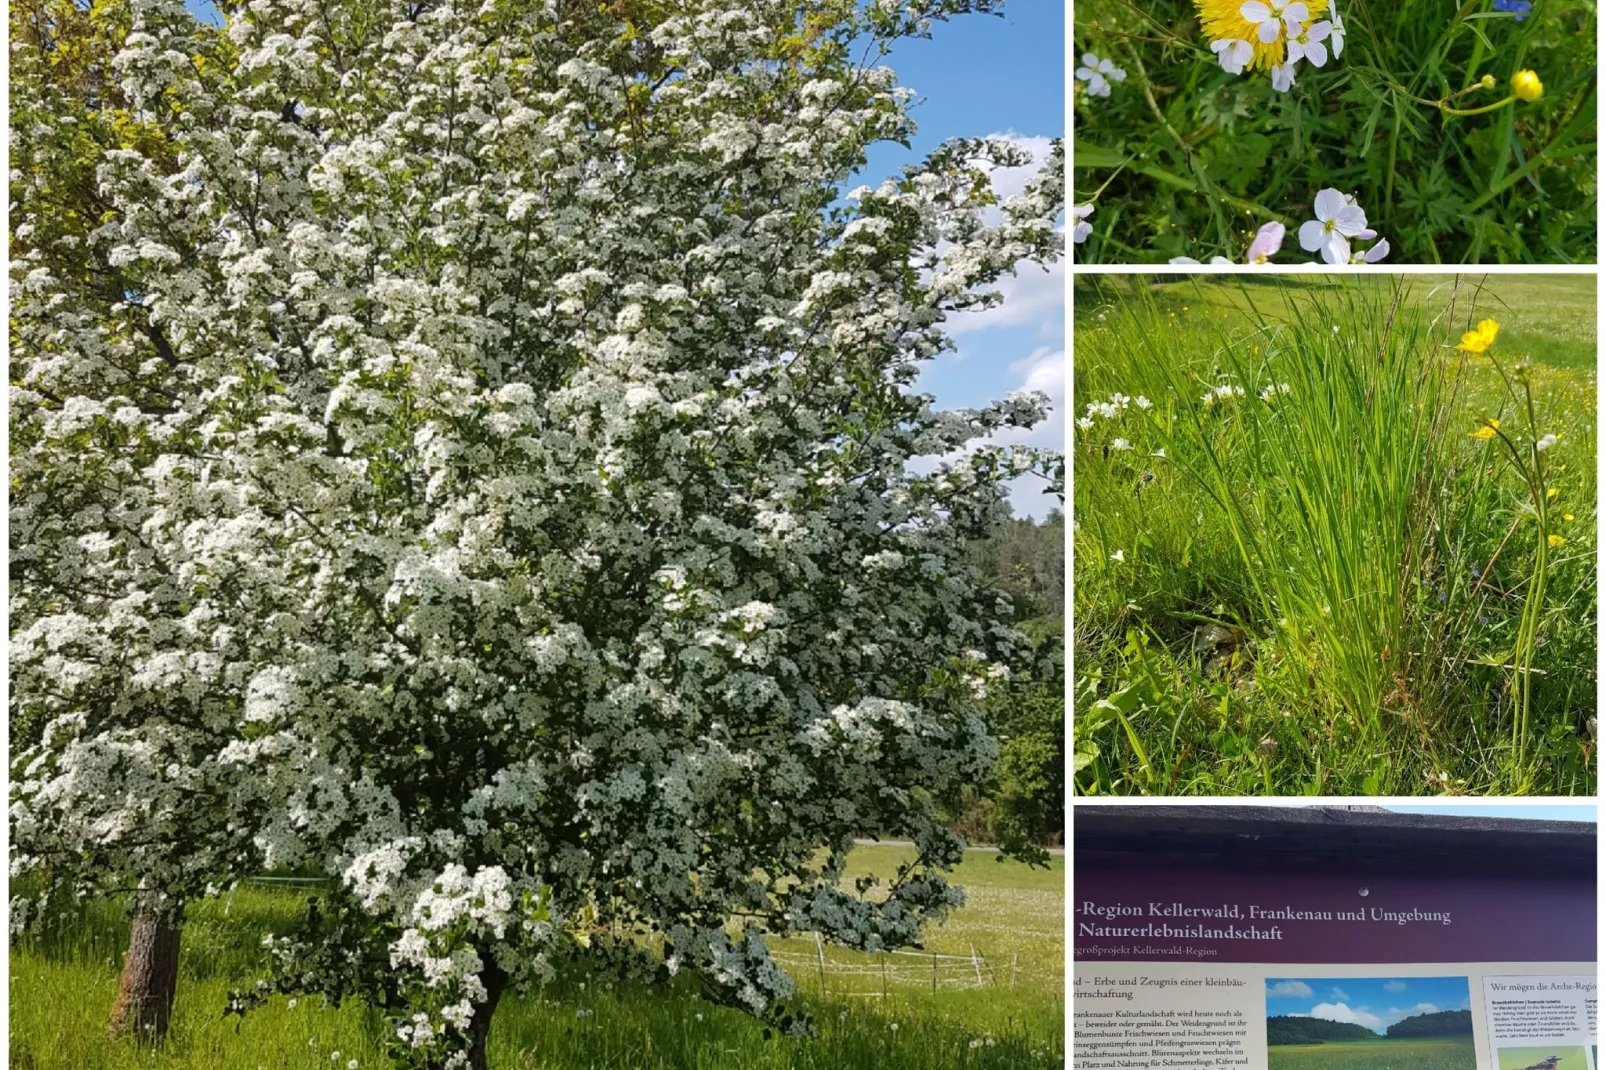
[[1469, 418, 1500, 440], [1547, 534, 1565, 547], [1547, 487, 1559, 499], [1457, 319, 1500, 353], [1511, 69, 1544, 103], [1564, 513, 1575, 522]]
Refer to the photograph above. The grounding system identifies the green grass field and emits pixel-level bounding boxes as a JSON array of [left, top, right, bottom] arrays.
[[9, 845, 1063, 1070], [1269, 1035, 1477, 1070], [1073, 274, 1596, 796], [1136, 275, 1598, 370]]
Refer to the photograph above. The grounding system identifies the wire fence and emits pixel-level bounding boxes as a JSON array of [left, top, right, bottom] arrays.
[[240, 876, 330, 889], [771, 933, 1018, 997], [235, 878, 1032, 997]]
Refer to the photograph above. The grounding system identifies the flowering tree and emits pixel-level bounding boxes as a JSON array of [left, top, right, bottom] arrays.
[[8, 0, 279, 1037], [10, 0, 1062, 1067]]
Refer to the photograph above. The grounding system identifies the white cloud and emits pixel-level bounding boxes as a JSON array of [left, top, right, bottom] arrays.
[[907, 343, 1062, 519], [948, 256, 1065, 339], [1307, 1003, 1386, 1032], [1383, 981, 1408, 993], [945, 131, 1064, 342], [904, 132, 1063, 519], [1304, 999, 1444, 1036], [1009, 345, 1065, 426], [1392, 1003, 1440, 1017], [1267, 981, 1315, 998], [998, 345, 1063, 519], [977, 132, 1055, 204], [1330, 987, 1350, 1002]]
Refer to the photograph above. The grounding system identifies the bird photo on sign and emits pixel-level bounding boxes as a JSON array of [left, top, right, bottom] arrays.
[[1499, 1047, 1591, 1070]]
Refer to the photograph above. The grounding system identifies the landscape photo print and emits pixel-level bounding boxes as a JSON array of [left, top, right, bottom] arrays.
[[1267, 976, 1477, 1070]]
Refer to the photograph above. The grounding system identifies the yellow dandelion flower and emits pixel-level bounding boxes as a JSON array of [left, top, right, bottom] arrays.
[[1195, 0, 1329, 71], [1547, 534, 1565, 547], [1469, 419, 1500, 440], [1457, 319, 1500, 353]]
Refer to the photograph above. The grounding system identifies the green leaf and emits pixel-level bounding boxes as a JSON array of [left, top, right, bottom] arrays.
[[1072, 140, 1127, 170], [1093, 682, 1141, 715]]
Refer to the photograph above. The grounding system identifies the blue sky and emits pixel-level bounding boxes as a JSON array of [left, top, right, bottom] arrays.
[[859, 6, 1064, 181], [1267, 976, 1473, 1035], [864, 7, 1066, 519], [183, 3, 1064, 516], [1385, 804, 1597, 823]]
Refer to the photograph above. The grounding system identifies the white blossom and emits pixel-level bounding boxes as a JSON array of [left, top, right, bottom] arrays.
[[10, 4, 1061, 1067]]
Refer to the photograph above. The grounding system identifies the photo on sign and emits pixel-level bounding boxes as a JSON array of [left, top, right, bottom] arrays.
[[1266, 975, 1476, 1070], [1497, 1046, 1593, 1070]]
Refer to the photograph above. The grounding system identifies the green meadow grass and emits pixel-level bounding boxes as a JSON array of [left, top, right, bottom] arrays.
[[1269, 1035, 1477, 1070], [1072, 0, 1598, 264], [9, 846, 1063, 1070], [1142, 275, 1598, 369], [1073, 274, 1596, 796]]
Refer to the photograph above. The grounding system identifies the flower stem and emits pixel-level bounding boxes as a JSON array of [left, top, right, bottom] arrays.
[[1438, 94, 1518, 117]]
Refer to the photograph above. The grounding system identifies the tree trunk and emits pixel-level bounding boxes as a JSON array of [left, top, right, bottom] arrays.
[[466, 963, 507, 1070], [432, 962, 507, 1070], [108, 891, 183, 1042]]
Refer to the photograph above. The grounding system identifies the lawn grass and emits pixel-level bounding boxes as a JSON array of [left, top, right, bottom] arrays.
[[1268, 1035, 1477, 1070], [1072, 274, 1596, 796], [1141, 275, 1597, 370], [9, 846, 1063, 1070]]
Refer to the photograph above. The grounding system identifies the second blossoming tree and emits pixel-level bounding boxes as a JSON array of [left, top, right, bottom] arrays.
[[8, 1, 1063, 1068]]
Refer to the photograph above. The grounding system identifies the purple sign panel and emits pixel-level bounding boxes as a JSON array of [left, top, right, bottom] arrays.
[[1076, 865, 1595, 964]]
